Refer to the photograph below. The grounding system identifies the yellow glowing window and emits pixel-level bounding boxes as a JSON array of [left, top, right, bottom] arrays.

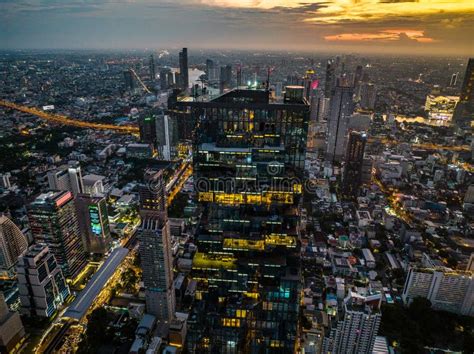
[[222, 318, 241, 327], [236, 309, 247, 318], [198, 192, 214, 202], [246, 194, 262, 204], [244, 292, 259, 299], [293, 184, 303, 194]]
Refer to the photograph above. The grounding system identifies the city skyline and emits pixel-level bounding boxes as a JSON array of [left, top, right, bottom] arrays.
[[1, 0, 474, 55]]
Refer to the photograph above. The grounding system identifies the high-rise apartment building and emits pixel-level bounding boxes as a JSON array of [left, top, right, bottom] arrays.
[[174, 89, 309, 353], [359, 82, 376, 111], [47, 164, 83, 195], [179, 48, 189, 91], [0, 292, 25, 353], [453, 58, 474, 128], [323, 291, 382, 354], [0, 215, 28, 277], [139, 169, 175, 322], [220, 64, 232, 93], [160, 67, 173, 90], [326, 83, 355, 162], [124, 69, 135, 91], [342, 131, 367, 198], [28, 191, 86, 278], [138, 114, 158, 145], [75, 194, 112, 255], [156, 112, 178, 161], [17, 243, 70, 318], [149, 54, 156, 81], [402, 267, 474, 316], [206, 59, 219, 83]]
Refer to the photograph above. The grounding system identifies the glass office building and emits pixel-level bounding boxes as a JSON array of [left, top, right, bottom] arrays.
[[173, 89, 309, 353]]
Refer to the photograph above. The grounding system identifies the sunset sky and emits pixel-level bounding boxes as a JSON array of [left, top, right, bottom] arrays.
[[1, 0, 473, 55]]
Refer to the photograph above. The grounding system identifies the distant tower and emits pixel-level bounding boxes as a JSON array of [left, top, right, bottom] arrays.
[[179, 48, 189, 91], [236, 63, 243, 87], [325, 59, 336, 97], [28, 191, 86, 278], [342, 131, 367, 198], [326, 83, 355, 162], [450, 72, 459, 87], [353, 65, 363, 87], [138, 114, 157, 145], [17, 244, 70, 318], [75, 194, 112, 255], [453, 58, 474, 128], [359, 83, 377, 111], [219, 64, 232, 93], [0, 215, 28, 277], [123, 69, 135, 91], [149, 54, 156, 81], [139, 169, 175, 322]]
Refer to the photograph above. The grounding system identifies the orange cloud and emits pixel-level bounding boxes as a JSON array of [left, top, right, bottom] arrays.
[[324, 29, 435, 42]]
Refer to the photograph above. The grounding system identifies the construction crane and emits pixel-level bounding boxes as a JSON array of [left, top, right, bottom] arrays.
[[129, 68, 152, 94], [0, 100, 139, 134]]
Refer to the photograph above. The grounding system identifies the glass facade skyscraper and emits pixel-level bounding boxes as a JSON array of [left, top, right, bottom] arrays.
[[174, 89, 309, 353]]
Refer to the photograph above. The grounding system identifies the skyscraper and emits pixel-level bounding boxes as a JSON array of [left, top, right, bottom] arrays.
[[149, 54, 156, 81], [236, 63, 242, 87], [220, 64, 232, 93], [453, 58, 474, 128], [353, 64, 363, 87], [47, 164, 83, 196], [326, 83, 355, 162], [206, 59, 219, 83], [123, 69, 135, 91], [138, 169, 175, 322], [156, 112, 178, 160], [75, 194, 112, 255], [179, 48, 189, 91], [325, 59, 336, 98], [0, 215, 28, 277], [342, 131, 367, 198], [17, 243, 70, 318], [359, 82, 376, 111], [28, 191, 86, 278], [323, 291, 382, 354], [138, 114, 157, 145], [174, 89, 309, 353], [160, 67, 172, 90]]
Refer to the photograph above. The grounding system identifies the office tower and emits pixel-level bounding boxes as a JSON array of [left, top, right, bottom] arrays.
[[236, 64, 242, 87], [206, 59, 219, 83], [139, 169, 175, 322], [179, 48, 189, 91], [0, 292, 25, 353], [47, 164, 83, 196], [0, 216, 28, 277], [453, 58, 474, 128], [359, 82, 376, 111], [402, 267, 474, 316], [325, 59, 336, 97], [310, 88, 328, 122], [450, 72, 459, 87], [17, 243, 70, 318], [124, 69, 135, 91], [174, 89, 309, 353], [82, 174, 105, 196], [342, 131, 367, 198], [326, 84, 355, 162], [149, 54, 156, 81], [323, 291, 382, 354], [160, 67, 173, 90], [156, 112, 178, 160], [75, 194, 112, 255], [138, 114, 157, 145], [220, 64, 232, 93], [28, 191, 86, 278], [424, 95, 459, 121], [0, 173, 11, 189], [353, 65, 363, 87]]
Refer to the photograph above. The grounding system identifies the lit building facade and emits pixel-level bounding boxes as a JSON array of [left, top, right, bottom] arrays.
[[174, 89, 309, 353], [424, 95, 459, 121], [453, 58, 474, 128], [75, 194, 112, 255], [17, 243, 70, 318], [28, 191, 86, 279]]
